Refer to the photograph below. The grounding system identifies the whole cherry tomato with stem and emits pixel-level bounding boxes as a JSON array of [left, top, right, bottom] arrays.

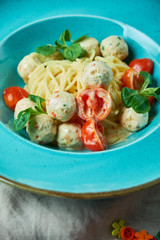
[[3, 86, 29, 111], [81, 118, 107, 151], [129, 58, 154, 75], [76, 88, 112, 121], [122, 68, 155, 107]]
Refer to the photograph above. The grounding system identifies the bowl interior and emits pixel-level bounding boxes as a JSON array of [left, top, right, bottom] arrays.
[[0, 15, 160, 152]]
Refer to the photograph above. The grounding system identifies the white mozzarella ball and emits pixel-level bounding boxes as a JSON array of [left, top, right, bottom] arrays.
[[82, 61, 113, 88], [120, 107, 149, 131], [100, 36, 128, 60], [14, 98, 36, 119], [46, 91, 76, 122], [26, 114, 57, 144], [57, 123, 83, 149], [79, 37, 101, 56], [17, 53, 42, 83]]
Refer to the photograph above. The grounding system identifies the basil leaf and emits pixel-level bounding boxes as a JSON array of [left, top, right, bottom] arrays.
[[131, 95, 150, 113], [14, 111, 31, 131], [17, 109, 27, 119], [59, 29, 71, 43], [35, 106, 44, 113], [121, 87, 138, 108], [74, 34, 88, 43], [140, 71, 153, 91], [55, 40, 62, 46], [79, 48, 87, 58], [13, 94, 48, 132], [59, 32, 65, 43], [155, 88, 160, 102], [36, 45, 57, 56], [141, 87, 160, 96], [63, 48, 73, 61], [55, 40, 66, 49], [63, 43, 83, 61], [64, 30, 71, 41], [28, 94, 45, 112], [37, 31, 89, 61], [70, 43, 83, 58], [155, 87, 160, 95], [17, 108, 34, 118], [28, 94, 44, 105], [140, 87, 160, 102]]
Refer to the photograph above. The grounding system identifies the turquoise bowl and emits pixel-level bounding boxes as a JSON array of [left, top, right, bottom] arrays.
[[0, 15, 160, 198]]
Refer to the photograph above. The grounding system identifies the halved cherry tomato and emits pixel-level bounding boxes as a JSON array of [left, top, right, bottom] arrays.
[[129, 58, 154, 75], [122, 68, 144, 90], [81, 118, 107, 151], [76, 88, 112, 121], [3, 86, 29, 110], [121, 226, 135, 240]]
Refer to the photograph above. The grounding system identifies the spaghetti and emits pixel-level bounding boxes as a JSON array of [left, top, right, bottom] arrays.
[[25, 54, 130, 145]]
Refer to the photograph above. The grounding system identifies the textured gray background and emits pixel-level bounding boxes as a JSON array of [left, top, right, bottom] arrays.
[[0, 182, 160, 240]]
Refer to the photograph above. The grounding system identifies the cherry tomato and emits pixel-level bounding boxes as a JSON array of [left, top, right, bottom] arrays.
[[122, 69, 155, 107], [3, 86, 29, 110], [129, 58, 154, 75], [81, 118, 107, 151], [76, 88, 112, 121], [121, 226, 135, 240], [122, 68, 144, 90]]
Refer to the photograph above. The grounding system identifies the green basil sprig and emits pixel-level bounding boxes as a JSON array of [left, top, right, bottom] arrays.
[[121, 71, 160, 114], [63, 42, 84, 61], [28, 94, 45, 113], [73, 33, 88, 43], [36, 45, 57, 56], [36, 29, 87, 61], [14, 95, 46, 131]]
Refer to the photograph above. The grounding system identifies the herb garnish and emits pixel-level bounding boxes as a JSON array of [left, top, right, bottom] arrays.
[[14, 95, 46, 131], [36, 45, 57, 56], [121, 71, 160, 113], [36, 29, 88, 61]]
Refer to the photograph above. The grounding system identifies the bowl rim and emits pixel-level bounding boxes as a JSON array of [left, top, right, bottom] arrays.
[[1, 14, 160, 198], [0, 14, 160, 155], [1, 175, 160, 199]]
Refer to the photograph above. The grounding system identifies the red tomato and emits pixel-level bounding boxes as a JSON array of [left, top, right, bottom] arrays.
[[76, 88, 112, 121], [122, 68, 144, 90], [81, 118, 107, 151], [129, 58, 154, 75], [122, 69, 155, 107], [3, 86, 29, 110], [148, 96, 155, 107]]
